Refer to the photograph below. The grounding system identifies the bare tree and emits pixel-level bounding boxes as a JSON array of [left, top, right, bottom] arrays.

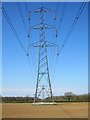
[[64, 92, 74, 101]]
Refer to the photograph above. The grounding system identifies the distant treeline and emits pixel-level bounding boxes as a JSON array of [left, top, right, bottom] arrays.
[[1, 97, 34, 103], [1, 93, 89, 103], [51, 94, 89, 102]]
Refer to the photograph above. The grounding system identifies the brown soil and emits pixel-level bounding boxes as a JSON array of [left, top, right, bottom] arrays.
[[2, 102, 88, 118]]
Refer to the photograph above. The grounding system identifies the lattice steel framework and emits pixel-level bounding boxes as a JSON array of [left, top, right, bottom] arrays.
[[27, 7, 59, 102]]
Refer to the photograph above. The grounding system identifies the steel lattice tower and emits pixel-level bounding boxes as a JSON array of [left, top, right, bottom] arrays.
[[27, 7, 59, 102]]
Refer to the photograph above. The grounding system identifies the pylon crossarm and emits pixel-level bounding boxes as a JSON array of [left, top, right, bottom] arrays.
[[29, 44, 58, 47], [27, 41, 39, 56], [28, 41, 58, 47], [28, 7, 56, 21], [45, 9, 55, 13], [29, 25, 56, 30], [28, 24, 57, 38], [29, 8, 41, 13], [44, 7, 55, 12], [44, 7, 56, 20], [28, 41, 40, 47], [46, 41, 58, 47], [27, 42, 60, 56], [28, 8, 40, 20], [29, 7, 55, 14], [28, 25, 40, 38], [45, 25, 57, 37], [46, 24, 56, 29], [30, 25, 41, 29]]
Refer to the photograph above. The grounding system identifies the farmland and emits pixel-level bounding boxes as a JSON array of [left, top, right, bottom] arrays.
[[2, 102, 88, 118]]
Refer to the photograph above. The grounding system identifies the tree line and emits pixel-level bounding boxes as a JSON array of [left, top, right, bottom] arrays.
[[0, 92, 89, 103], [52, 92, 89, 102]]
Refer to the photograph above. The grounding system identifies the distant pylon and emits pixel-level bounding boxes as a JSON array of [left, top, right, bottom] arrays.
[[27, 6, 59, 102]]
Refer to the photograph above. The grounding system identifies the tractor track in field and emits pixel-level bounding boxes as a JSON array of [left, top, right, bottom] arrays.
[[59, 105, 82, 120]]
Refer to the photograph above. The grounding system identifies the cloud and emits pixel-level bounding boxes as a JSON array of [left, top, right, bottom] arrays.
[[53, 88, 88, 96], [2, 87, 88, 97], [2, 88, 35, 97]]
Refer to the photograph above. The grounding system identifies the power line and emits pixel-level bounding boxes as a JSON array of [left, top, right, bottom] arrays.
[[23, 2, 38, 80], [50, 2, 87, 83], [17, 2, 37, 80], [60, 2, 87, 53], [50, 2, 67, 71], [50, 2, 60, 79], [2, 5, 26, 54], [24, 2, 29, 31], [52, 2, 59, 44], [57, 2, 68, 36], [0, 1, 2, 9], [56, 2, 60, 17], [2, 5, 36, 82], [24, 3, 38, 79], [16, 2, 28, 34], [50, 2, 67, 79], [25, 3, 38, 76], [27, 56, 36, 81], [24, 2, 28, 16]]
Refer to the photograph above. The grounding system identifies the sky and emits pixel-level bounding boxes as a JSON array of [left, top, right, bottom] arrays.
[[2, 2, 88, 97]]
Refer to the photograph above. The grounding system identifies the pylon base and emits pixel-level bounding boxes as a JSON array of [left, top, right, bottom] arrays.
[[32, 102, 57, 105]]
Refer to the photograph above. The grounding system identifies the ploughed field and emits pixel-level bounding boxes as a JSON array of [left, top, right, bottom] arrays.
[[2, 102, 88, 118]]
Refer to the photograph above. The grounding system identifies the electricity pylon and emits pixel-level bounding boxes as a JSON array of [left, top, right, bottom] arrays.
[[27, 7, 59, 102]]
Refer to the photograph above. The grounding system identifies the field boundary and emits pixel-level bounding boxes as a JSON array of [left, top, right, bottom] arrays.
[[1, 118, 89, 120]]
